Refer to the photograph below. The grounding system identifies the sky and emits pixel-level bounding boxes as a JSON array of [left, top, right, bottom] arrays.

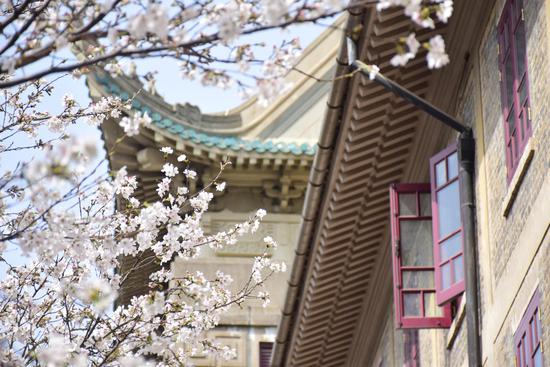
[[0, 19, 338, 273]]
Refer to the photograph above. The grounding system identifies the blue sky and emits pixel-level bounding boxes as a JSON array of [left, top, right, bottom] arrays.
[[0, 20, 337, 272]]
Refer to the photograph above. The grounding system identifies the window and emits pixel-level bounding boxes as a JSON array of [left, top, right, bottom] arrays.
[[498, 0, 531, 182], [390, 183, 452, 329], [430, 144, 465, 305], [259, 342, 273, 367], [390, 143, 467, 328], [514, 289, 544, 367]]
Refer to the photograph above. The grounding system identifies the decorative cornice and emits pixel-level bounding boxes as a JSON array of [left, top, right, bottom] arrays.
[[91, 71, 317, 157]]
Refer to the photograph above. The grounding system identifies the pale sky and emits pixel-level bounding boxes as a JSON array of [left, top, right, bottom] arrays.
[[0, 20, 338, 272]]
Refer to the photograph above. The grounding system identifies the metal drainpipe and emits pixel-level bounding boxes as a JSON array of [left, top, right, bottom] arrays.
[[346, 37, 482, 367], [458, 131, 482, 367]]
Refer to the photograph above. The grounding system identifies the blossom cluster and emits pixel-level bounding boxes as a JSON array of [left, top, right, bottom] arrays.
[[0, 1, 457, 365], [378, 0, 453, 68], [0, 133, 285, 365], [0, 0, 453, 108]]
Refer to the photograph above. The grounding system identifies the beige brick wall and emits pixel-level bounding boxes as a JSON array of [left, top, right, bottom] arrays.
[[368, 1, 550, 365], [473, 0, 550, 365]]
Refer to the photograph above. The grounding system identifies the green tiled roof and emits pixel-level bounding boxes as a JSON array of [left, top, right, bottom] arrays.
[[94, 74, 317, 156]]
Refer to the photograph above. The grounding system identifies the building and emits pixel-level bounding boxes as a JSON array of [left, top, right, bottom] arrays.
[[272, 1, 549, 367], [85, 17, 347, 367]]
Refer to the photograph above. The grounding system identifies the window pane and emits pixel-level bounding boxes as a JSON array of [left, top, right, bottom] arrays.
[[448, 152, 458, 179], [442, 263, 452, 289], [424, 292, 443, 317], [454, 255, 464, 283], [512, 130, 518, 160], [519, 79, 528, 104], [437, 181, 461, 238], [508, 106, 516, 134], [440, 232, 462, 261], [436, 159, 446, 187], [399, 193, 417, 216], [403, 270, 434, 289], [403, 293, 421, 316], [503, 20, 510, 51], [531, 320, 537, 351], [515, 20, 526, 77], [505, 56, 515, 108], [420, 193, 431, 216], [535, 310, 542, 345], [521, 336, 527, 366], [519, 111, 525, 141], [534, 348, 543, 367], [514, 0, 523, 21], [400, 220, 434, 266]]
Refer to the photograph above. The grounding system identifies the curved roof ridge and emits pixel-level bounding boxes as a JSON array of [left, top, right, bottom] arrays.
[[91, 71, 317, 157]]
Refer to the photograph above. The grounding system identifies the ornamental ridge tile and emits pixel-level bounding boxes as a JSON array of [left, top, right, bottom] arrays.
[[93, 73, 317, 157]]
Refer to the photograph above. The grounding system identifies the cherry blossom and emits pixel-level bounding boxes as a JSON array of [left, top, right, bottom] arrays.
[[0, 0, 455, 365], [426, 35, 450, 69]]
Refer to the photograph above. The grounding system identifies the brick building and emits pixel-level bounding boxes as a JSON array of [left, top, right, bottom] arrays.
[[272, 1, 550, 367]]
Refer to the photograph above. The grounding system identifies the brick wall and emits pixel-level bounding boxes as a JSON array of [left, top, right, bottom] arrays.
[[478, 0, 549, 285], [474, 0, 550, 365]]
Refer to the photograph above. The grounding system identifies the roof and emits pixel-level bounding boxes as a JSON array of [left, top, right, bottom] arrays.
[[272, 2, 495, 366], [87, 16, 348, 161], [91, 71, 317, 157]]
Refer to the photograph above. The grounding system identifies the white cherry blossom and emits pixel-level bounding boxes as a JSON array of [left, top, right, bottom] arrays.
[[426, 35, 450, 69]]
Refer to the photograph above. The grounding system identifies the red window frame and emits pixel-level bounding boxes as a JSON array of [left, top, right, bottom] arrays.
[[430, 143, 465, 305], [259, 342, 273, 367], [498, 0, 532, 182], [390, 183, 452, 329], [514, 289, 544, 367]]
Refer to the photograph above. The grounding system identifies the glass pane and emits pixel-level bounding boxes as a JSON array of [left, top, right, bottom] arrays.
[[454, 255, 464, 282], [530, 319, 537, 351], [436, 160, 446, 187], [518, 341, 524, 367], [440, 232, 462, 261], [534, 348, 543, 367], [505, 56, 515, 107], [436, 181, 461, 239], [515, 20, 526, 77], [517, 344, 523, 367], [400, 220, 434, 266], [535, 310, 542, 346], [512, 130, 518, 160], [403, 293, 421, 316], [420, 193, 431, 217], [442, 263, 452, 289], [402, 270, 434, 289], [507, 105, 516, 134], [424, 292, 442, 317], [514, 0, 523, 21], [448, 152, 458, 179], [519, 111, 525, 141], [399, 193, 417, 216], [519, 79, 527, 104], [503, 19, 510, 51]]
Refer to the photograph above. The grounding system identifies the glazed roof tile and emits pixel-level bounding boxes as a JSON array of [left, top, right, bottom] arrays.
[[94, 73, 317, 156]]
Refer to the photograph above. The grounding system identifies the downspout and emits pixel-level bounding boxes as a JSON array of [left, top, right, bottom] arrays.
[[347, 38, 482, 367], [458, 132, 482, 367]]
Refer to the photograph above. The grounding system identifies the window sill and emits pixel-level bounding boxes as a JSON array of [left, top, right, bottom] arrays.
[[446, 295, 466, 349], [501, 141, 535, 217]]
